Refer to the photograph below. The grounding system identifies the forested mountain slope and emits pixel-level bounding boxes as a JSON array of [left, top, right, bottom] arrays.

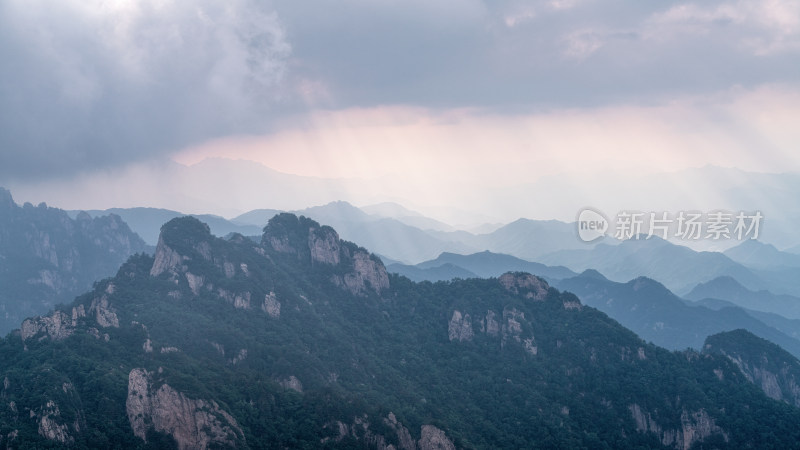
[[2, 214, 800, 448]]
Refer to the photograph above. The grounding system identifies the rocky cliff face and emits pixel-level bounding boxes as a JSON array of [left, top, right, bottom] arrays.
[[629, 404, 728, 450], [725, 354, 800, 406], [704, 329, 800, 407], [150, 234, 186, 277], [5, 213, 800, 448], [309, 226, 341, 265], [264, 213, 390, 295], [19, 282, 118, 342], [0, 377, 86, 446], [36, 400, 73, 444], [341, 250, 390, 295], [498, 272, 549, 300], [448, 311, 473, 342], [126, 368, 244, 450], [0, 188, 147, 334], [325, 414, 455, 450], [447, 276, 546, 356]]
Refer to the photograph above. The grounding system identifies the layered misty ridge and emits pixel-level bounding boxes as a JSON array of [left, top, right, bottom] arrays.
[[6, 212, 800, 448], [6, 186, 800, 360], [71, 198, 800, 296], [0, 188, 148, 335], [14, 163, 800, 252]]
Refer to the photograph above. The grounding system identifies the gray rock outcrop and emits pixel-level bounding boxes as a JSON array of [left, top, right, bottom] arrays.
[[324, 414, 455, 450], [629, 404, 728, 450], [448, 311, 473, 342], [344, 251, 390, 295], [37, 400, 73, 444], [726, 354, 800, 407], [150, 235, 185, 277], [418, 425, 456, 450], [498, 273, 549, 300], [20, 304, 86, 341], [263, 214, 390, 295], [262, 292, 281, 318], [126, 368, 244, 450], [309, 227, 341, 265], [89, 292, 119, 328]]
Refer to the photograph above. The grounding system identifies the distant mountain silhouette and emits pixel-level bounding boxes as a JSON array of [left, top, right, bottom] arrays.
[[73, 207, 262, 245], [541, 236, 765, 295], [555, 271, 800, 358], [0, 188, 147, 334], [724, 240, 800, 270], [686, 276, 800, 319], [387, 262, 478, 282], [5, 212, 800, 447], [391, 251, 576, 282]]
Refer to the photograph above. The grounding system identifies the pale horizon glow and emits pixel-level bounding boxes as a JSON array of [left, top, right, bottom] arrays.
[[173, 84, 800, 184], [3, 0, 800, 246]]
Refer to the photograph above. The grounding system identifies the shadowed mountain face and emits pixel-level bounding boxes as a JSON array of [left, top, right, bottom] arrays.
[[554, 272, 800, 359], [239, 202, 601, 264], [541, 236, 766, 295], [724, 240, 800, 270], [686, 276, 800, 320], [289, 202, 478, 263], [387, 262, 478, 283], [453, 218, 591, 262], [704, 329, 800, 408], [0, 188, 148, 334], [3, 213, 800, 448], [73, 207, 263, 245], [388, 251, 576, 283]]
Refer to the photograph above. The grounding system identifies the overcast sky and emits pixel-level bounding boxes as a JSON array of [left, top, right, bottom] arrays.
[[2, 0, 799, 226]]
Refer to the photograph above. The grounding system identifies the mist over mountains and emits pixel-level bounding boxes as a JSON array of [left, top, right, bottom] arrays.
[[0, 188, 147, 334], [11, 160, 800, 250], [5, 211, 800, 448], [5, 187, 800, 447], [4, 0, 800, 446]]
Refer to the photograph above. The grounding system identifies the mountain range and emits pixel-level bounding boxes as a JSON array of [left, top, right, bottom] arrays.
[[83, 200, 593, 265], [686, 276, 800, 320], [70, 208, 263, 245], [554, 271, 800, 359], [75, 200, 800, 303], [4, 213, 800, 448], [0, 188, 147, 335], [387, 251, 576, 284]]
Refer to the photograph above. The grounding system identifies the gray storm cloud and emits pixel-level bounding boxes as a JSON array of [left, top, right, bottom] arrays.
[[1, 0, 798, 180], [275, 0, 799, 107], [0, 0, 290, 180]]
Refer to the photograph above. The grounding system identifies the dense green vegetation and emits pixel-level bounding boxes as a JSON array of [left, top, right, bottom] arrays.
[[2, 214, 800, 448]]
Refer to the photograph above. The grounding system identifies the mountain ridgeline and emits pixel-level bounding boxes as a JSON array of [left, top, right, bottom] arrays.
[[2, 213, 800, 448], [704, 329, 800, 408], [0, 188, 148, 335]]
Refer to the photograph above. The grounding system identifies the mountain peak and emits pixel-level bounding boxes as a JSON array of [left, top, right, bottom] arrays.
[[360, 201, 422, 218], [159, 216, 213, 251], [151, 216, 214, 277], [0, 187, 15, 210], [263, 213, 390, 295], [498, 272, 550, 300], [628, 276, 670, 293], [298, 201, 371, 220], [704, 329, 800, 407], [578, 269, 607, 280], [262, 213, 329, 260], [695, 275, 746, 291]]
